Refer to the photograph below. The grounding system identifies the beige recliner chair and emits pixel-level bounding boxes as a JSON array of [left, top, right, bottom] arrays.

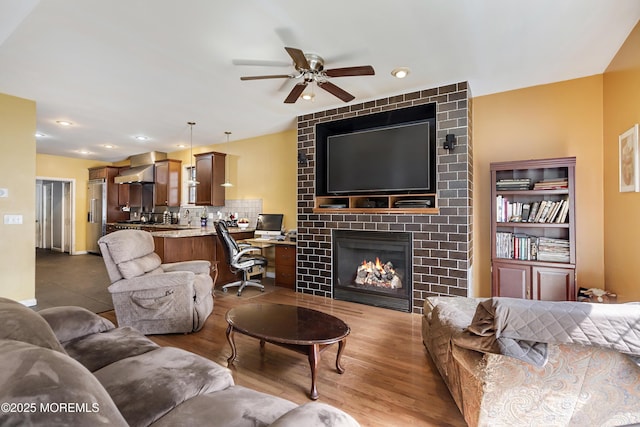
[[98, 229, 214, 334]]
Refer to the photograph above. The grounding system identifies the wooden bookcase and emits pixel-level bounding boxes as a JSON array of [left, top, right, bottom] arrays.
[[490, 157, 576, 301]]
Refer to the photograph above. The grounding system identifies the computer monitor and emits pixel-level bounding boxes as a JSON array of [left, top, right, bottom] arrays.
[[255, 214, 284, 238]]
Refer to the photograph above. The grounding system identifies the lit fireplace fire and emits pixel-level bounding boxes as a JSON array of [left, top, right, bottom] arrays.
[[355, 258, 402, 289]]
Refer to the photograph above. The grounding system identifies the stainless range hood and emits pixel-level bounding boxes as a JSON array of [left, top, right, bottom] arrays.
[[114, 151, 167, 184]]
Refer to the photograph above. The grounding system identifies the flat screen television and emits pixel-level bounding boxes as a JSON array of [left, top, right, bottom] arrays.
[[315, 103, 437, 196], [327, 121, 432, 194], [255, 213, 284, 238]]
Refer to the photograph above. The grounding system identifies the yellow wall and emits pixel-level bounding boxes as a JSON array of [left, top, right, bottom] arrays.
[[472, 76, 605, 297], [0, 93, 37, 303], [168, 129, 298, 231], [36, 154, 111, 253], [603, 21, 640, 302]]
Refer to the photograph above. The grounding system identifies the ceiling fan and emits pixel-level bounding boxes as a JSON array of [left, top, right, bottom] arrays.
[[239, 47, 375, 104]]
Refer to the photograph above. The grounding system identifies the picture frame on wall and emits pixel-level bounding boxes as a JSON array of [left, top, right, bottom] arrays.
[[619, 124, 640, 193]]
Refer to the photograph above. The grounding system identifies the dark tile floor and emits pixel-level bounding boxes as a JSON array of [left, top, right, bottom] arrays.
[[34, 248, 113, 313]]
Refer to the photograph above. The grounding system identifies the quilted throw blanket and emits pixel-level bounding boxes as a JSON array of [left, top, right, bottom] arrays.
[[466, 297, 640, 367]]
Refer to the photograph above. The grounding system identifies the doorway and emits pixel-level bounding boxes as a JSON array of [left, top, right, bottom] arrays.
[[36, 178, 75, 254]]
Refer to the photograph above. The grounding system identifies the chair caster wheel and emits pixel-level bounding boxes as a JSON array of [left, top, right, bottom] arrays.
[[261, 288, 265, 292], [237, 292, 242, 297], [222, 288, 228, 293]]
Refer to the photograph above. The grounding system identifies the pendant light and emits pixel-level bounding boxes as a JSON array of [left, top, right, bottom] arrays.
[[221, 131, 233, 187], [187, 121, 199, 186]]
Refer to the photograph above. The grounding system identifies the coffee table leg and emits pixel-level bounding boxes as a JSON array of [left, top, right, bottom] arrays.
[[308, 344, 320, 400], [336, 339, 347, 374], [226, 324, 237, 365]]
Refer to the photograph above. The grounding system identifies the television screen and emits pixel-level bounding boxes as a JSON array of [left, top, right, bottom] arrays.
[[326, 121, 432, 194]]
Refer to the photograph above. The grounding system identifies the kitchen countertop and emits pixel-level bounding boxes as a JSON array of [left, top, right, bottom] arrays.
[[107, 222, 254, 237], [150, 226, 253, 238]]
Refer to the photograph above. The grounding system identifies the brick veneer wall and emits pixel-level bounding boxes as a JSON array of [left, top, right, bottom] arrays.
[[296, 82, 472, 314]]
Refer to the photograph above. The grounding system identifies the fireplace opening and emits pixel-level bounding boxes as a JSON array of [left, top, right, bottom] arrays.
[[333, 230, 412, 312]]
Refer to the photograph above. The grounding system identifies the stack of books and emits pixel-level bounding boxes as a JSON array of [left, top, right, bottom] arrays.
[[533, 178, 568, 190], [496, 178, 532, 190], [537, 237, 570, 263]]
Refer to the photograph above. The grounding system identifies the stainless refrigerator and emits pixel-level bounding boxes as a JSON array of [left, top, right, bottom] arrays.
[[87, 179, 106, 254]]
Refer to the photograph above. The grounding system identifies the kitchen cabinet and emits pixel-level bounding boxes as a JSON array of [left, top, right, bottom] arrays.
[[153, 235, 217, 282], [154, 159, 181, 207], [490, 157, 576, 301], [194, 151, 226, 206], [275, 244, 296, 289]]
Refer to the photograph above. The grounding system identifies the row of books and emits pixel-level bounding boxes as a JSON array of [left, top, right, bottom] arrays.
[[496, 233, 570, 263], [495, 177, 568, 191], [496, 178, 532, 190], [496, 196, 569, 223], [533, 178, 568, 190]]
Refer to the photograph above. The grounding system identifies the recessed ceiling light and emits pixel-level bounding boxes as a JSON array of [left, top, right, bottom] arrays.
[[35, 132, 46, 137], [177, 144, 187, 148], [391, 67, 410, 79], [103, 144, 114, 149], [56, 120, 73, 126], [78, 150, 90, 155], [135, 135, 149, 141]]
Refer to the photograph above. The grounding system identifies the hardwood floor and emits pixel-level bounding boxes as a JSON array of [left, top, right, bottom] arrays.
[[101, 286, 466, 426]]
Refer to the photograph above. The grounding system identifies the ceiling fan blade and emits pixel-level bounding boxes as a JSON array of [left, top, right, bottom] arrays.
[[240, 74, 293, 81], [325, 65, 375, 77], [318, 81, 355, 102], [284, 47, 310, 70], [284, 82, 307, 103]]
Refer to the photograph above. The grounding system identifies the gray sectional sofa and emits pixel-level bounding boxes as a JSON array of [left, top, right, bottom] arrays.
[[0, 297, 360, 426]]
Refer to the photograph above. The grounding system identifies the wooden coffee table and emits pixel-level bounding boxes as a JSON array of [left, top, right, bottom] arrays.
[[225, 303, 350, 400]]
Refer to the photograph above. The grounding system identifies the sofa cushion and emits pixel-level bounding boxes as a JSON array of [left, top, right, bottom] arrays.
[[38, 305, 115, 344], [118, 253, 163, 279], [0, 339, 128, 426], [0, 297, 65, 353], [99, 230, 163, 279], [94, 346, 234, 427], [270, 402, 361, 427], [150, 385, 297, 427], [63, 326, 160, 372]]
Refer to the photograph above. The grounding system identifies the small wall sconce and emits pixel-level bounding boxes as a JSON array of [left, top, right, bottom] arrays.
[[443, 134, 456, 151], [298, 151, 309, 166]]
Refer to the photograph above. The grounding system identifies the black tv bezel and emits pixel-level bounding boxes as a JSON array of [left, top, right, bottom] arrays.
[[315, 103, 437, 197]]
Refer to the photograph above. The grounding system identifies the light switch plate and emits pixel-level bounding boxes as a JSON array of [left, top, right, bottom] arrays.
[[4, 214, 22, 225], [0, 188, 8, 198]]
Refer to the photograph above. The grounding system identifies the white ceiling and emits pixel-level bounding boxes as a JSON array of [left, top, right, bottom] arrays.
[[1, 0, 639, 162]]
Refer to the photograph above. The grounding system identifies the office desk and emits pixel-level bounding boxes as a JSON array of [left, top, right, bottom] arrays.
[[243, 238, 296, 289]]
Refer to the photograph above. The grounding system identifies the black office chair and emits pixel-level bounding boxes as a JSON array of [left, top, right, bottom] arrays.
[[214, 220, 268, 296]]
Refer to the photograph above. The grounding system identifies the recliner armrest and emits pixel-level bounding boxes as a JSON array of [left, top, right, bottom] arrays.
[[162, 260, 211, 275], [107, 271, 195, 294]]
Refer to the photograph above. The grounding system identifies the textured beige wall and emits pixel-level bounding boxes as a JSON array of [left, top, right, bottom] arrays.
[[169, 129, 298, 231], [0, 93, 36, 303], [603, 21, 640, 302], [473, 75, 605, 298]]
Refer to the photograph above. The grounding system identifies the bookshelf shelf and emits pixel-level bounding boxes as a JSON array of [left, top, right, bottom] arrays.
[[490, 157, 576, 301]]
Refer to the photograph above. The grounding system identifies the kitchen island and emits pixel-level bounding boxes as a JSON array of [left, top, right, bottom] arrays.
[[106, 223, 254, 285], [150, 226, 255, 285]]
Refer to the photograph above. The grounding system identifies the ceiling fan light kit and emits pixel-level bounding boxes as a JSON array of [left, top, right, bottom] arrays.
[[239, 46, 375, 104]]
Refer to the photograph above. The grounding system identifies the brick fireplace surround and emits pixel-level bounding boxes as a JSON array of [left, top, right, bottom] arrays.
[[296, 82, 473, 314]]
